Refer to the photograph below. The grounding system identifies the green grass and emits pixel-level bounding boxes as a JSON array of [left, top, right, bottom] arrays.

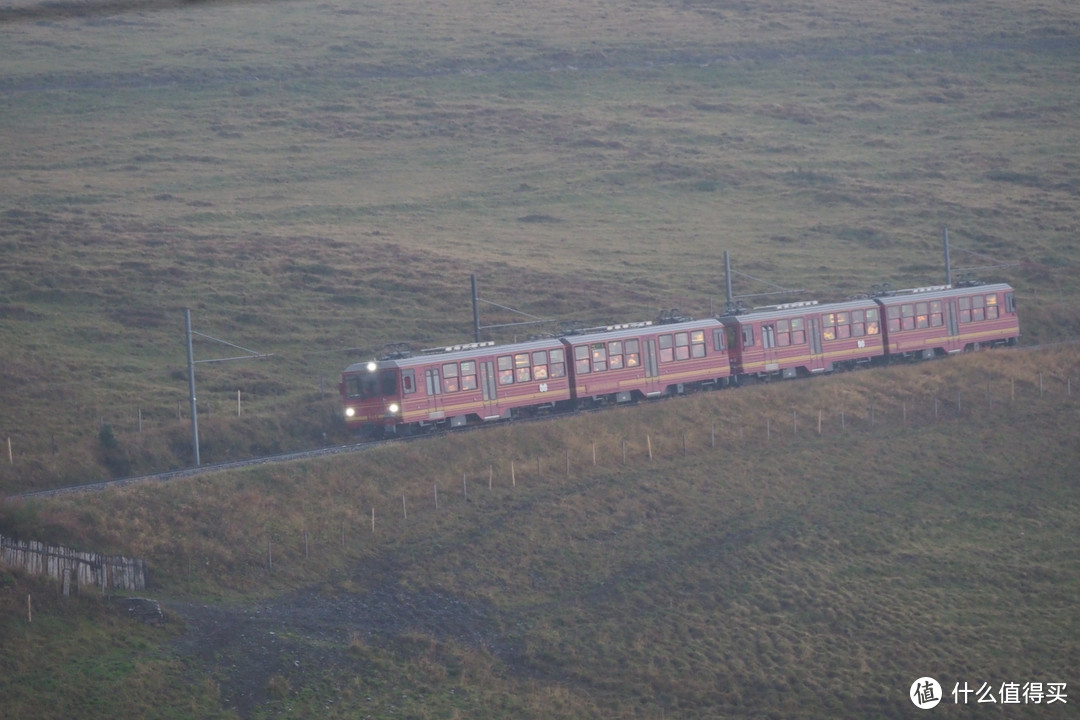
[[2, 0, 1080, 715], [3, 348, 1079, 718]]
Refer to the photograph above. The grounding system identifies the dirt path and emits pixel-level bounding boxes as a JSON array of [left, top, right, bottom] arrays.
[[163, 583, 520, 717]]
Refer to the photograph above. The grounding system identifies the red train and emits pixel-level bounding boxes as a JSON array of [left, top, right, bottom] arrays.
[[342, 283, 1019, 434]]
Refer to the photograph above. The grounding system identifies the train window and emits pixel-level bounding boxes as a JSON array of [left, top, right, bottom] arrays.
[[591, 343, 608, 371], [852, 311, 865, 337], [691, 330, 706, 358], [972, 295, 985, 322], [959, 296, 971, 323], [915, 302, 929, 329], [886, 306, 901, 332], [625, 339, 641, 367], [460, 361, 478, 390], [823, 313, 836, 341], [776, 320, 790, 347], [866, 308, 880, 335], [514, 353, 532, 382], [714, 328, 727, 352], [345, 376, 361, 398], [532, 351, 549, 381], [402, 369, 416, 395], [790, 317, 807, 345], [762, 325, 776, 349], [498, 355, 515, 385], [742, 325, 755, 348], [1005, 292, 1016, 314], [659, 334, 674, 363], [929, 300, 943, 327], [675, 332, 690, 360], [442, 363, 459, 393], [901, 304, 916, 331], [550, 348, 566, 377], [575, 345, 591, 374], [836, 312, 851, 339], [608, 341, 624, 370], [985, 294, 999, 319]]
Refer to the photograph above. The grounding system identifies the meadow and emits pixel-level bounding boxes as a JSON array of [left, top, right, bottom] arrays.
[[1, 0, 1079, 716]]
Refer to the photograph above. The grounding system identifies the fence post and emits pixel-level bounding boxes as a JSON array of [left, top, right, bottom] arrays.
[[7, 437, 11, 465], [647, 435, 653, 460], [268, 538, 272, 571]]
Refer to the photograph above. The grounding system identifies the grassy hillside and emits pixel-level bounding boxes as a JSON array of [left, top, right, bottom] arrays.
[[2, 347, 1079, 718], [1, 0, 1079, 489], [1, 0, 1080, 716]]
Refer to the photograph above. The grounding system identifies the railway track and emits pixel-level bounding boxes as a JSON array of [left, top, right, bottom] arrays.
[[5, 340, 1071, 503]]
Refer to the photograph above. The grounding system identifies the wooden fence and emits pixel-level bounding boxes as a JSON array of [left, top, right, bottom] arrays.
[[0, 533, 147, 594]]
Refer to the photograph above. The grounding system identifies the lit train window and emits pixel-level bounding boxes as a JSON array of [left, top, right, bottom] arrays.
[[625, 339, 641, 368], [691, 330, 706, 357], [461, 361, 478, 390], [591, 343, 607, 371], [866, 308, 880, 335], [532, 351, 548, 381], [608, 341, 624, 370], [514, 353, 531, 382], [985, 294, 998, 319], [442, 363, 459, 393], [497, 355, 514, 385], [901, 304, 915, 331]]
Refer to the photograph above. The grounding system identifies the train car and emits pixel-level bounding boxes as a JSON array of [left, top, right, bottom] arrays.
[[341, 338, 572, 434], [874, 283, 1019, 360], [560, 318, 731, 404], [720, 298, 886, 380]]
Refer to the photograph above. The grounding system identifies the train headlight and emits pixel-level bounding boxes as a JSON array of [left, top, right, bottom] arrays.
[[387, 403, 400, 415], [366, 361, 377, 372], [345, 407, 356, 418]]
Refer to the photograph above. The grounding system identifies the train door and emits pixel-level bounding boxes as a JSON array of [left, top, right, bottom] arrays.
[[643, 338, 661, 397], [479, 360, 499, 419], [809, 316, 824, 369], [424, 367, 443, 417], [946, 300, 959, 337]]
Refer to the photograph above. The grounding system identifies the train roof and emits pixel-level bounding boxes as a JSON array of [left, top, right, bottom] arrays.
[[344, 336, 565, 373], [561, 317, 723, 345], [720, 297, 876, 323], [872, 282, 1014, 304]]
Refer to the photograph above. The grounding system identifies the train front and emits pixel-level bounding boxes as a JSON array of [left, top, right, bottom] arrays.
[[340, 359, 403, 434]]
